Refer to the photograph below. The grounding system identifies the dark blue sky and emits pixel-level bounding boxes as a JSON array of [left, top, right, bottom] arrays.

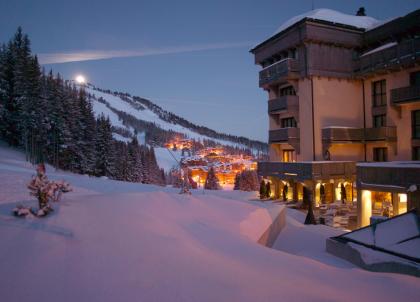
[[1, 0, 418, 141]]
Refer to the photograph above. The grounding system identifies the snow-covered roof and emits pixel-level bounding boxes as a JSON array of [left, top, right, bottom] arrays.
[[253, 8, 381, 49], [275, 9, 380, 34]]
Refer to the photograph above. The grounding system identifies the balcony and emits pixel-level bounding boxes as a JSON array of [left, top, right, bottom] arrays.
[[258, 161, 356, 181], [322, 126, 396, 144], [269, 128, 299, 143], [322, 127, 364, 144], [259, 58, 299, 87], [364, 126, 397, 142], [391, 86, 420, 105], [269, 128, 300, 153], [355, 38, 420, 76], [268, 95, 298, 113]]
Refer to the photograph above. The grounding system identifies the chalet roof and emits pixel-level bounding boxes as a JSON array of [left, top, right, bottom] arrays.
[[251, 8, 380, 52]]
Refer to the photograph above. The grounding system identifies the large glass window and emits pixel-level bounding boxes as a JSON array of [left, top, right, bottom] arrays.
[[281, 117, 297, 128], [282, 150, 296, 162], [373, 114, 386, 128], [372, 80, 387, 107], [373, 147, 388, 162], [412, 110, 420, 139]]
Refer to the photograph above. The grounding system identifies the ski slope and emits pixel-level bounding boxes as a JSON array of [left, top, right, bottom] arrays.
[[86, 86, 258, 150]]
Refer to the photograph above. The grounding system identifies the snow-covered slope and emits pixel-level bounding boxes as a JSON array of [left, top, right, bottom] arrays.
[[85, 85, 265, 152], [1, 144, 419, 302]]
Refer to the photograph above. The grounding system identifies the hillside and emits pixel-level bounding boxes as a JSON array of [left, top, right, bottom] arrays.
[[84, 84, 267, 153]]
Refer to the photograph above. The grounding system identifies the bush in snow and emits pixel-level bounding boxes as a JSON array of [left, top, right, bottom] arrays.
[[204, 167, 220, 190], [14, 164, 72, 217]]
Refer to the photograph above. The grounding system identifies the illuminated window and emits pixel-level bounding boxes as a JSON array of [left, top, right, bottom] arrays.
[[282, 150, 295, 162]]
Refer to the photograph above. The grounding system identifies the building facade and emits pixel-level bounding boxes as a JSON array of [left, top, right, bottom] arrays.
[[251, 8, 420, 227]]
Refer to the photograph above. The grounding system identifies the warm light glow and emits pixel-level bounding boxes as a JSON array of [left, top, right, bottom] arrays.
[[361, 190, 372, 227], [75, 75, 86, 84]]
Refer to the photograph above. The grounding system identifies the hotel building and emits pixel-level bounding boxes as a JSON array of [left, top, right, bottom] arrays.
[[251, 8, 420, 227]]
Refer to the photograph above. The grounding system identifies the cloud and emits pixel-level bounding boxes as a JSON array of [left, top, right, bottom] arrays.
[[38, 41, 254, 64]]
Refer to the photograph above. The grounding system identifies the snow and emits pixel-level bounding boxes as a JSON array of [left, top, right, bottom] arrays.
[[342, 211, 420, 261], [1, 144, 420, 302], [274, 8, 380, 35], [154, 147, 182, 172], [360, 42, 398, 57], [254, 9, 381, 48], [86, 87, 257, 151]]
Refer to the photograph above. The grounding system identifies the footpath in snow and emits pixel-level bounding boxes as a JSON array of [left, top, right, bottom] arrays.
[[0, 145, 419, 302]]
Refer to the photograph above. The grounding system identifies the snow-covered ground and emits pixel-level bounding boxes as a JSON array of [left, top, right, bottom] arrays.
[[0, 145, 419, 302], [86, 86, 259, 151]]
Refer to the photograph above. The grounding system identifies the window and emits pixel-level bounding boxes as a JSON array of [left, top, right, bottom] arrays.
[[279, 85, 296, 96], [373, 147, 388, 162], [413, 147, 420, 160], [412, 110, 420, 139], [282, 150, 296, 162], [372, 80, 387, 107], [410, 71, 420, 86], [281, 117, 297, 128], [373, 114, 386, 128]]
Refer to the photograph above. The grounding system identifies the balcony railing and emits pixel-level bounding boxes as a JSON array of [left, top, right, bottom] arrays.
[[268, 95, 298, 113], [259, 58, 299, 87], [364, 126, 397, 141], [322, 126, 397, 143], [391, 85, 420, 105], [322, 127, 364, 143], [355, 38, 420, 75], [269, 128, 299, 143], [258, 161, 356, 181]]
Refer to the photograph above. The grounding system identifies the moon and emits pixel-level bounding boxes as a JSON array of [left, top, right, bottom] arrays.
[[75, 75, 86, 84]]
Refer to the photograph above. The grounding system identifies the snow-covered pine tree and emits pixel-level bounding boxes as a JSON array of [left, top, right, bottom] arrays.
[[127, 136, 144, 182], [78, 88, 96, 174], [233, 172, 240, 190], [204, 166, 220, 190], [94, 115, 115, 177]]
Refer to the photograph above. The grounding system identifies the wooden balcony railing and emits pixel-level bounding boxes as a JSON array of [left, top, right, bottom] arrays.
[[322, 127, 397, 143], [257, 161, 356, 181], [391, 85, 420, 105], [269, 128, 299, 143], [354, 38, 420, 75], [259, 58, 299, 87], [268, 95, 298, 113]]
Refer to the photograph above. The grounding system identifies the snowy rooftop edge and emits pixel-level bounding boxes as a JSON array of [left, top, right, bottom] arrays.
[[252, 8, 382, 50]]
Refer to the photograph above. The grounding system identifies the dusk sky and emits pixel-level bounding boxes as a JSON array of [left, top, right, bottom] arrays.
[[0, 0, 418, 141]]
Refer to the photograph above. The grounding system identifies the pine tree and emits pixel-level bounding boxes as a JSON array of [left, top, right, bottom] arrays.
[[266, 181, 271, 198], [94, 115, 115, 177], [259, 180, 267, 199], [204, 167, 219, 190], [233, 173, 240, 190]]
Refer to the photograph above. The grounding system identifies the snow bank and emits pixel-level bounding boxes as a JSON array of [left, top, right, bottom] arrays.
[[1, 145, 419, 302]]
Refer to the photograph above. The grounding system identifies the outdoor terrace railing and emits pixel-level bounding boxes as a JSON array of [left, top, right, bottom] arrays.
[[259, 58, 299, 87], [268, 128, 299, 143], [391, 85, 420, 105], [268, 95, 298, 113], [355, 38, 420, 75]]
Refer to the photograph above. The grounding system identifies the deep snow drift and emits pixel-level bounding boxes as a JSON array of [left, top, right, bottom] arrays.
[[0, 145, 419, 302]]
